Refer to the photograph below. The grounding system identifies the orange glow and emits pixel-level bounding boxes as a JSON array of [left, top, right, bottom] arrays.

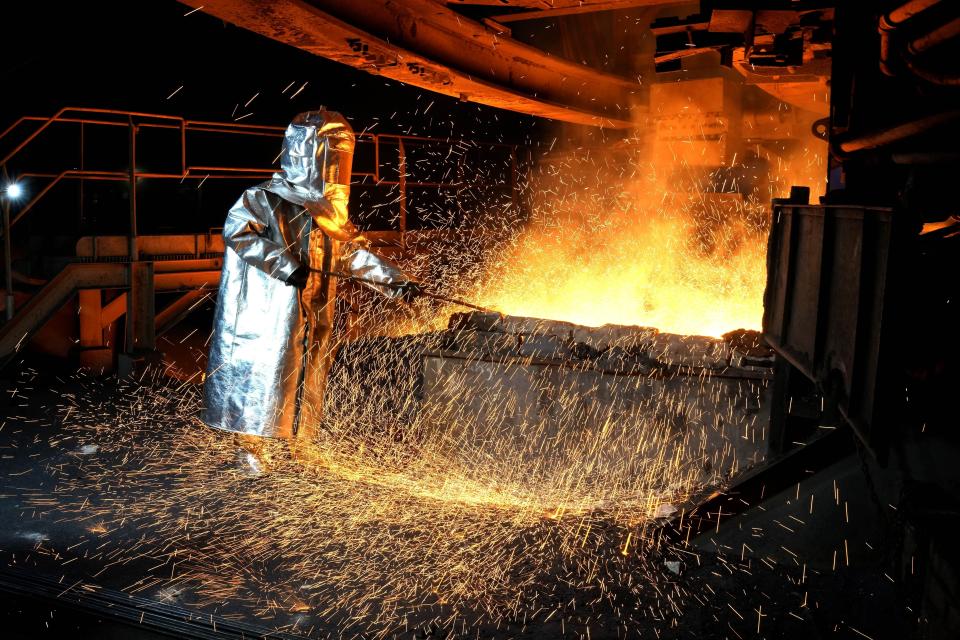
[[473, 142, 825, 338], [476, 194, 767, 337]]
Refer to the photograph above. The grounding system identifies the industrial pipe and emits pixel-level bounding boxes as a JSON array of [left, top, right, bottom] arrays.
[[888, 0, 940, 24], [909, 15, 960, 54], [879, 0, 944, 76], [837, 110, 960, 153]]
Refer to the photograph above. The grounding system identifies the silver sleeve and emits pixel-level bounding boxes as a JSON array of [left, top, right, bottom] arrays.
[[339, 246, 411, 299], [223, 190, 300, 282]]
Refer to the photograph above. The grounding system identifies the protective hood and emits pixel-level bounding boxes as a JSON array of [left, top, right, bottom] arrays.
[[265, 109, 355, 239]]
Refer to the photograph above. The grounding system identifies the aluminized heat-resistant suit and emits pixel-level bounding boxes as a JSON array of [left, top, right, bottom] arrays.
[[202, 110, 412, 440]]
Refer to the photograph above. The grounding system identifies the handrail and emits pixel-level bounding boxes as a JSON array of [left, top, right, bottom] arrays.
[[10, 117, 283, 137], [0, 106, 73, 167], [2, 114, 277, 143], [13, 169, 455, 189], [0, 107, 527, 247], [0, 116, 32, 145], [0, 107, 188, 167], [11, 170, 123, 228], [0, 107, 519, 166]]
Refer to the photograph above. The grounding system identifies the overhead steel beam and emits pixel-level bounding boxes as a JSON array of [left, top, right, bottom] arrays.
[[446, 0, 555, 6], [491, 0, 678, 22], [447, 0, 664, 8], [182, 0, 637, 128]]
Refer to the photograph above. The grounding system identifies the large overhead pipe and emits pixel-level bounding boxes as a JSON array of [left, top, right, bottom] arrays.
[[902, 13, 960, 85], [908, 15, 960, 54], [837, 110, 960, 153], [879, 0, 958, 80]]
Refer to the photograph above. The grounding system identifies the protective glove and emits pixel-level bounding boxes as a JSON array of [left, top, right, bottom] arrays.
[[286, 266, 309, 289], [395, 281, 424, 302]]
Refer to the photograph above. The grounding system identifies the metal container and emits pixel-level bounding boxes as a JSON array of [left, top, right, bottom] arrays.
[[763, 204, 902, 451]]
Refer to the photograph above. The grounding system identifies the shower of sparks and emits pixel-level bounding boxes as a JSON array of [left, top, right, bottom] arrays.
[[468, 141, 825, 337], [360, 123, 826, 339], [6, 102, 832, 637], [31, 352, 710, 638], [18, 310, 772, 638]]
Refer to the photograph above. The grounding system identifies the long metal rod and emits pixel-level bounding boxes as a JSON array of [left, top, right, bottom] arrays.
[[310, 268, 496, 313], [411, 290, 496, 313]]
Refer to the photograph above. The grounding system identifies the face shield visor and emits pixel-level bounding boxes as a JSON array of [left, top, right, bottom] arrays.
[[280, 110, 355, 236]]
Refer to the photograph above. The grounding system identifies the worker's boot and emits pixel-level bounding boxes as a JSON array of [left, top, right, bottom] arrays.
[[234, 433, 274, 478]]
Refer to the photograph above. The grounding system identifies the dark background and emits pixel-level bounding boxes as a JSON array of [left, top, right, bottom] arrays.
[[0, 1, 546, 245], [0, 2, 546, 139]]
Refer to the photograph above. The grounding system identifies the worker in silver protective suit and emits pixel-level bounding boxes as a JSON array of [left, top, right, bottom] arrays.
[[202, 110, 419, 473]]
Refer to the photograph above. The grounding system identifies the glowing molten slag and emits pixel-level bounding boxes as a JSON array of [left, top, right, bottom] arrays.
[[472, 149, 824, 338], [477, 200, 767, 338]]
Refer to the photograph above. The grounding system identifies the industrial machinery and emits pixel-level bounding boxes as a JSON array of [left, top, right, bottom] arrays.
[[1, 1, 959, 638]]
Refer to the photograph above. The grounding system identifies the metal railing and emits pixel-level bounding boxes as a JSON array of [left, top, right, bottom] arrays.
[[0, 107, 525, 319]]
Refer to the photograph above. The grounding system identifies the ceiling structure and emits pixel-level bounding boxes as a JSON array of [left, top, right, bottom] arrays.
[[446, 0, 675, 22], [181, 0, 644, 129], [184, 0, 834, 127]]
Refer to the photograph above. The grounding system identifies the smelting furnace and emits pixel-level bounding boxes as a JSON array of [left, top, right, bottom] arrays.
[[0, 2, 958, 639]]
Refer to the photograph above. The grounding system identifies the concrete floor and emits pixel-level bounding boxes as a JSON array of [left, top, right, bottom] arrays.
[[0, 358, 915, 639], [692, 448, 914, 639]]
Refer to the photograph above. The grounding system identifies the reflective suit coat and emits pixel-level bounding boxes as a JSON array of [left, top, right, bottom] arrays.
[[202, 110, 408, 439]]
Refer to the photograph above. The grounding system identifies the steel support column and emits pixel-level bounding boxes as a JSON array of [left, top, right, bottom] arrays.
[[78, 290, 103, 348], [128, 117, 138, 262], [124, 262, 154, 353]]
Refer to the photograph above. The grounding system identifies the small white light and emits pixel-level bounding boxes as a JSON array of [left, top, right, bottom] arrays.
[[6, 183, 22, 199]]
